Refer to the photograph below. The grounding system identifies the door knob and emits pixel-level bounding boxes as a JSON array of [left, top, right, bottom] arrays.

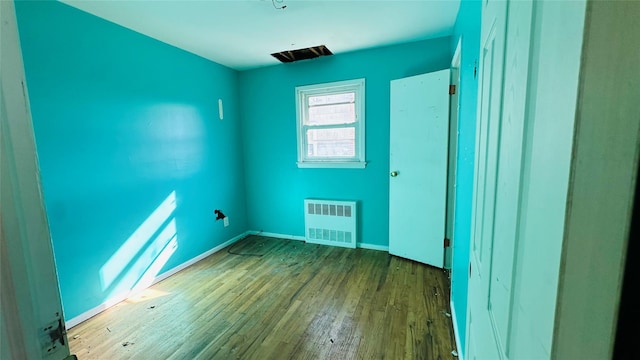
[[390, 171, 398, 177]]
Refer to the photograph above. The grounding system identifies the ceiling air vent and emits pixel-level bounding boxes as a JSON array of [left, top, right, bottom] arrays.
[[271, 45, 333, 63]]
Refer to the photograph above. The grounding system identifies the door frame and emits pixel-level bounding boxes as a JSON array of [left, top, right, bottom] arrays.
[[1, 1, 72, 358], [446, 35, 463, 357], [552, 2, 640, 357], [445, 37, 462, 270]]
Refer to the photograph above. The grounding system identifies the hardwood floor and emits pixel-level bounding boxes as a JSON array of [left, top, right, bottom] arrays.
[[68, 236, 457, 359]]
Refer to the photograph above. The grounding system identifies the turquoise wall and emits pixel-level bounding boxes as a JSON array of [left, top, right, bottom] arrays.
[[15, 0, 469, 326], [239, 38, 451, 247], [450, 0, 481, 353], [15, 1, 248, 320]]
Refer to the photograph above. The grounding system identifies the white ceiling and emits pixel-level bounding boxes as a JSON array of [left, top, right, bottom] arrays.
[[60, 0, 461, 71]]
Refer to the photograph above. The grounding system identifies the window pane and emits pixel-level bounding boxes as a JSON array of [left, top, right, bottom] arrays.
[[295, 79, 364, 167], [307, 103, 356, 125], [308, 92, 355, 106], [306, 127, 355, 158]]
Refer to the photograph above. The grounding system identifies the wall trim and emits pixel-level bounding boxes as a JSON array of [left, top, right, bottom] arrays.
[[356, 242, 389, 252], [451, 299, 464, 360], [247, 230, 306, 241], [451, 36, 462, 67], [248, 230, 388, 251], [66, 231, 251, 329]]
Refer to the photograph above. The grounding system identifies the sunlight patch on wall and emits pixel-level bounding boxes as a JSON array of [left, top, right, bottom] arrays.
[[106, 219, 178, 299], [129, 232, 178, 294], [100, 191, 176, 290]]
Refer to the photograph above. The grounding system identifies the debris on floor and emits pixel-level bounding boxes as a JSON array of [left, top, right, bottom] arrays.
[[441, 310, 451, 317], [452, 350, 459, 357], [72, 335, 80, 339], [122, 341, 134, 347], [106, 327, 111, 332], [148, 305, 156, 309], [330, 339, 334, 344]]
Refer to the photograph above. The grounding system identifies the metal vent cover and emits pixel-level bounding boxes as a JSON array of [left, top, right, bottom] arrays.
[[271, 45, 333, 63], [304, 199, 357, 249]]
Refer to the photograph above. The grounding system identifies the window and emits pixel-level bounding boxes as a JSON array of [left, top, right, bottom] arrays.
[[295, 78, 366, 168]]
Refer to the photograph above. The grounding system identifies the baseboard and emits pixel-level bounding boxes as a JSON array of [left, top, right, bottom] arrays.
[[149, 231, 252, 284], [66, 231, 251, 329], [248, 230, 389, 252], [450, 299, 464, 360], [357, 242, 389, 251], [65, 291, 129, 329], [247, 230, 306, 241]]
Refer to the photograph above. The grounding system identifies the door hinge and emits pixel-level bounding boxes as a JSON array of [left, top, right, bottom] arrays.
[[469, 262, 472, 277], [449, 84, 456, 95], [444, 237, 451, 248], [40, 313, 67, 356]]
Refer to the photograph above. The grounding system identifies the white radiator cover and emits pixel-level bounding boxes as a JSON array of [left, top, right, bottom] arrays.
[[304, 199, 357, 248]]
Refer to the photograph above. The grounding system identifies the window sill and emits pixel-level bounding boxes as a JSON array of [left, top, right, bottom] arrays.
[[297, 161, 367, 169]]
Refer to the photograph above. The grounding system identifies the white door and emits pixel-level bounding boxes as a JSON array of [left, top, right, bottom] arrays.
[[466, 0, 533, 359], [465, 0, 507, 357], [1, 1, 72, 359], [389, 70, 450, 268]]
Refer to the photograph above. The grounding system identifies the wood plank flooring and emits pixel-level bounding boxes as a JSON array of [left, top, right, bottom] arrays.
[[68, 236, 457, 359]]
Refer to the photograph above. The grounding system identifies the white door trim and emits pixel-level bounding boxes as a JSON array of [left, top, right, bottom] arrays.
[[552, 2, 640, 357], [445, 37, 462, 270], [1, 1, 71, 358]]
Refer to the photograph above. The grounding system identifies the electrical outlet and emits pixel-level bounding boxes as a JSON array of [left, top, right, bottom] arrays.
[[223, 217, 229, 227]]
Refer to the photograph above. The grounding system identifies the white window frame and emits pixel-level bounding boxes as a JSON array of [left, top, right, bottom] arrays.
[[295, 78, 366, 168]]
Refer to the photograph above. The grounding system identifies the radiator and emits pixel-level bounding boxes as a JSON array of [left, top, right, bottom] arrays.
[[304, 199, 357, 249]]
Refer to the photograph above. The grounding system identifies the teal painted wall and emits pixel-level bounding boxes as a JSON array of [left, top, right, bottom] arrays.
[[450, 0, 481, 353], [239, 38, 451, 247], [15, 1, 248, 320]]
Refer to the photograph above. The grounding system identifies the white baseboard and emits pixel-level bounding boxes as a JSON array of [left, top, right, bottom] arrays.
[[450, 299, 464, 360], [66, 231, 251, 329], [357, 242, 389, 252], [249, 230, 388, 252], [247, 230, 305, 241]]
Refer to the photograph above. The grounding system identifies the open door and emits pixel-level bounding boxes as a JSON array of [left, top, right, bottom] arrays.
[[464, 0, 508, 356], [1, 1, 73, 359], [389, 69, 450, 268]]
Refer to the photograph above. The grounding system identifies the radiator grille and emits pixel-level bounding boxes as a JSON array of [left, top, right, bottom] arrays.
[[304, 199, 357, 248]]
